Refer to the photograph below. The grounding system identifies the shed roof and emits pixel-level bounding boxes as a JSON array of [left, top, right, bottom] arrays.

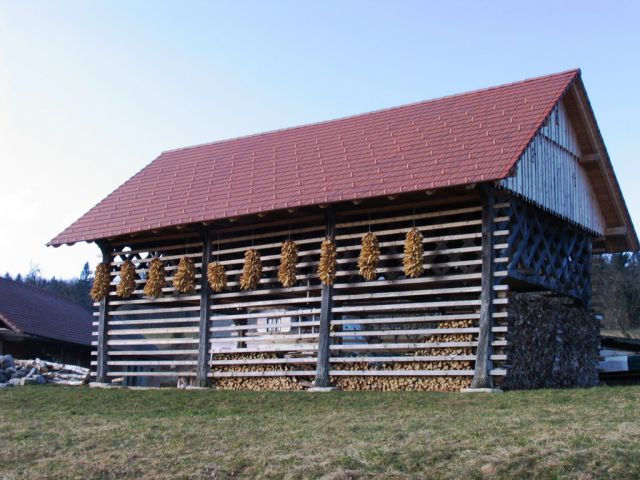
[[0, 278, 92, 346], [48, 69, 637, 251]]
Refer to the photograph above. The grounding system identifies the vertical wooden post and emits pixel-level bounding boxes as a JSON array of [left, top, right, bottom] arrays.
[[314, 207, 335, 388], [96, 242, 111, 384], [197, 230, 212, 387], [471, 188, 495, 389]]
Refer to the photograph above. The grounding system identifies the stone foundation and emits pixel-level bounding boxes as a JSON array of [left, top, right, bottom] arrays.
[[501, 292, 599, 390]]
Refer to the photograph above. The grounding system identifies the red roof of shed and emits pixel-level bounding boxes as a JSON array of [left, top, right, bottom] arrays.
[[50, 70, 580, 246]]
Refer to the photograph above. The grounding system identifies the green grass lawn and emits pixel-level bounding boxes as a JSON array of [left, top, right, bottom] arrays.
[[1, 386, 639, 479]]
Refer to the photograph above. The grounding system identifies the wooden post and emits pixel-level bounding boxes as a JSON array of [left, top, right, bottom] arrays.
[[96, 242, 111, 384], [471, 188, 495, 389], [197, 230, 212, 387], [314, 207, 335, 388]]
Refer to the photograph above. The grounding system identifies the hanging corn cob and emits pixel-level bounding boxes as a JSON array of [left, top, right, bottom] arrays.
[[358, 232, 380, 281], [207, 261, 227, 293], [173, 256, 196, 294], [278, 239, 298, 288], [403, 227, 424, 278], [90, 262, 111, 301], [143, 257, 166, 298], [240, 249, 261, 290], [318, 238, 337, 285], [116, 260, 136, 298]]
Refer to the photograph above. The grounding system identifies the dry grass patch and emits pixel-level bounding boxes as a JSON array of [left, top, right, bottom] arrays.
[[0, 386, 639, 479]]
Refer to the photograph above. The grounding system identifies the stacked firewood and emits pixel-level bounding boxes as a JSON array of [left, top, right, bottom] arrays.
[[212, 352, 313, 390], [332, 320, 474, 391]]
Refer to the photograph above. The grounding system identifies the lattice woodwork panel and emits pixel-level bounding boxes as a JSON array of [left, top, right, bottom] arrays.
[[506, 196, 592, 305]]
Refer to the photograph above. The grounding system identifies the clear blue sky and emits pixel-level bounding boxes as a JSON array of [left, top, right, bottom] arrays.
[[1, 0, 639, 278]]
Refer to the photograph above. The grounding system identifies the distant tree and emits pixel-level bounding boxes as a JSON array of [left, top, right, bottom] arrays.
[[15, 273, 22, 282], [3, 272, 11, 280], [592, 253, 640, 337], [25, 263, 41, 285], [80, 262, 92, 282]]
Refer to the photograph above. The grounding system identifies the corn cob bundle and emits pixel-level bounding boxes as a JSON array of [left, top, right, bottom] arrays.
[[240, 249, 262, 290], [143, 257, 165, 298], [278, 240, 298, 288], [318, 238, 337, 285], [403, 227, 424, 278], [90, 262, 111, 301], [207, 261, 227, 293], [358, 232, 380, 281], [116, 260, 136, 298], [173, 256, 196, 294]]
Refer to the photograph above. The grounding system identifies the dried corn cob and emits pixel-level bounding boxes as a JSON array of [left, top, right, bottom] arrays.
[[358, 232, 380, 281], [173, 256, 196, 294], [240, 249, 261, 290], [116, 260, 136, 298], [207, 261, 227, 293], [318, 238, 337, 285], [278, 240, 298, 288], [90, 262, 111, 301], [143, 257, 165, 298], [403, 227, 424, 278]]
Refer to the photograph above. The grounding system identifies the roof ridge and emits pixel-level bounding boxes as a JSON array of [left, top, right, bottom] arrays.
[[161, 69, 580, 155]]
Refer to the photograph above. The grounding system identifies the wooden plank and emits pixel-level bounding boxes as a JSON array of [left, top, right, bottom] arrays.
[[107, 360, 198, 366], [107, 371, 196, 377], [209, 357, 318, 366], [208, 296, 323, 311], [210, 370, 315, 378], [472, 188, 496, 389], [315, 207, 334, 388], [331, 313, 480, 326], [107, 338, 199, 346], [107, 349, 198, 356], [107, 327, 200, 336], [209, 345, 318, 354], [197, 230, 212, 387], [208, 333, 319, 343], [335, 205, 482, 229], [96, 243, 111, 383], [331, 326, 507, 337], [210, 321, 321, 333], [330, 341, 477, 351], [329, 369, 474, 376], [210, 308, 321, 322]]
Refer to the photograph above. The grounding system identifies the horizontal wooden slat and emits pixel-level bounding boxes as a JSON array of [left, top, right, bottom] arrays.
[[209, 370, 315, 378], [209, 357, 317, 366], [108, 327, 200, 336], [329, 369, 474, 376]]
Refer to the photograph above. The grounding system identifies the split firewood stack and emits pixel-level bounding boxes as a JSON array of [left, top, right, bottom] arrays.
[[331, 320, 474, 391], [212, 352, 313, 390]]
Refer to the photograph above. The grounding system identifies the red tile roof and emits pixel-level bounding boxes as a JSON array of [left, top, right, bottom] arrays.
[[49, 70, 579, 246], [0, 278, 92, 346]]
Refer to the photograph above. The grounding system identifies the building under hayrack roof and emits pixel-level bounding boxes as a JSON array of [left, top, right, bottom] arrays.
[[50, 69, 637, 390], [0, 278, 92, 366]]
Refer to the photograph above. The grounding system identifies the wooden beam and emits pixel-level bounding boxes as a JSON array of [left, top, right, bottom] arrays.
[[96, 242, 111, 384], [605, 226, 627, 236], [471, 187, 495, 389], [581, 153, 600, 163], [196, 230, 212, 387], [314, 207, 335, 388]]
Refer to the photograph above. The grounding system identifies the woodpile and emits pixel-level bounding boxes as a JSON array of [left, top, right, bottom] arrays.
[[358, 232, 380, 281], [212, 353, 312, 390], [116, 260, 137, 298], [332, 320, 474, 391], [278, 240, 298, 288], [90, 262, 110, 301], [240, 249, 262, 290], [0, 355, 90, 387], [318, 238, 337, 285], [403, 227, 424, 278], [207, 261, 228, 293], [143, 257, 166, 298], [173, 256, 197, 294]]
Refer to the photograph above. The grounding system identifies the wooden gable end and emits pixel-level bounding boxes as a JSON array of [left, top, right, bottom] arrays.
[[500, 98, 606, 235]]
